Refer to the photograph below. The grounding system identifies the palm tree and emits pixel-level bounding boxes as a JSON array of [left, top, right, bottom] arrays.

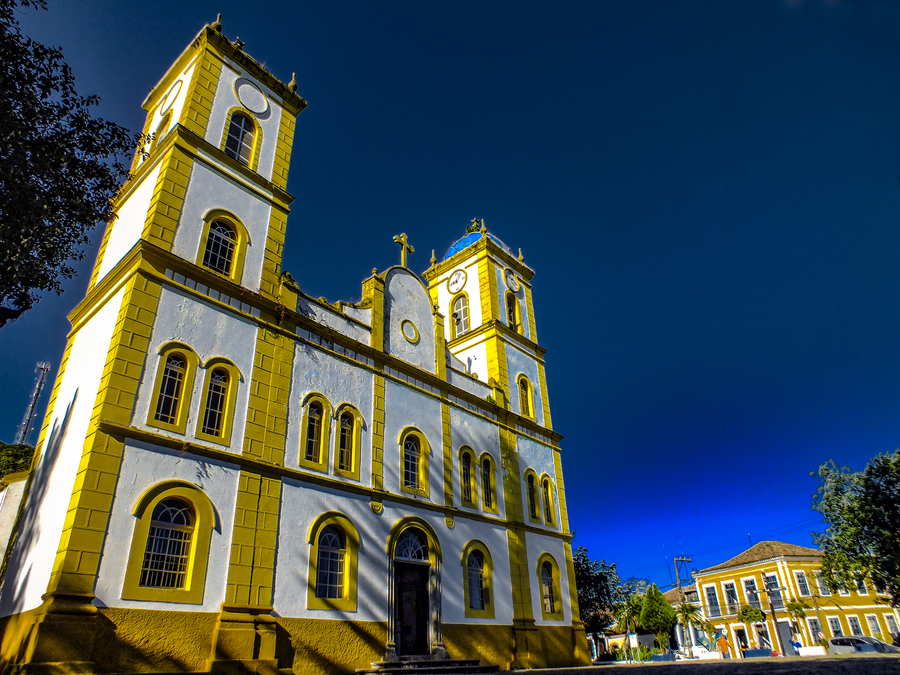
[[674, 599, 702, 656], [785, 599, 811, 646], [616, 594, 644, 662]]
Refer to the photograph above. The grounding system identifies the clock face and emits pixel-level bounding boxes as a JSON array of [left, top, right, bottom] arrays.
[[447, 269, 467, 294], [504, 269, 519, 292]]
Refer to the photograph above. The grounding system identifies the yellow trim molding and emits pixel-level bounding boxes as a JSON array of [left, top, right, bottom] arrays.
[[461, 539, 495, 620], [306, 512, 360, 612], [299, 393, 332, 472]]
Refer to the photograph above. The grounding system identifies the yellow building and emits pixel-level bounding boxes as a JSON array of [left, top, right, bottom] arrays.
[[692, 540, 900, 657], [0, 19, 589, 675]]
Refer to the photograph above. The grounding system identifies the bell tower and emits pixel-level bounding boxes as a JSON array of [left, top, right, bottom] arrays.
[[424, 220, 552, 430]]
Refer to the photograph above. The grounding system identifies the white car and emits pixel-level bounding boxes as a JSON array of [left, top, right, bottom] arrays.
[[826, 636, 900, 655]]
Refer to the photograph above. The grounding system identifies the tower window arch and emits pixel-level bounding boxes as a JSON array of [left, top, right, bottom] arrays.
[[148, 343, 198, 435], [481, 455, 497, 512], [517, 375, 534, 419], [506, 292, 518, 332], [307, 513, 360, 611], [333, 404, 363, 481], [459, 447, 476, 507], [140, 498, 194, 589], [451, 293, 470, 339], [536, 553, 564, 620], [195, 359, 241, 445], [299, 394, 332, 472], [525, 471, 541, 523], [399, 429, 429, 497], [461, 540, 495, 619], [202, 220, 236, 276], [541, 476, 555, 526], [224, 111, 256, 166]]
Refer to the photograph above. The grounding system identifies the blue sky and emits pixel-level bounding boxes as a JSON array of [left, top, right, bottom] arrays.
[[3, 0, 900, 587]]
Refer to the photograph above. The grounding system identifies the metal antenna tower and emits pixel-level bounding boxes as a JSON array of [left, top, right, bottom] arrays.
[[14, 362, 51, 445]]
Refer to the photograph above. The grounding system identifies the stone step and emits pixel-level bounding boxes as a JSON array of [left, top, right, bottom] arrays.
[[356, 658, 499, 675]]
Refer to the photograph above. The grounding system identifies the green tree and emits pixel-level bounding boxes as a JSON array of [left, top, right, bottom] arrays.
[[639, 583, 677, 653], [615, 593, 644, 661], [736, 603, 765, 624], [616, 576, 650, 601], [0, 0, 137, 327], [674, 599, 701, 655], [785, 598, 810, 644], [0, 442, 34, 477], [812, 451, 900, 607], [572, 546, 620, 639]]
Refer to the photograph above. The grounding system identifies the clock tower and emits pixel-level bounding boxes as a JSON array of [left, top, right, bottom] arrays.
[[423, 220, 551, 431]]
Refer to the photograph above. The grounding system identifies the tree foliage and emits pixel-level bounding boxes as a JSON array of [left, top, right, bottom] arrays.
[[617, 576, 650, 601], [736, 603, 765, 624], [674, 600, 701, 653], [0, 442, 34, 477], [639, 583, 676, 652], [572, 545, 620, 635], [615, 593, 644, 661], [812, 451, 900, 607], [0, 0, 136, 327]]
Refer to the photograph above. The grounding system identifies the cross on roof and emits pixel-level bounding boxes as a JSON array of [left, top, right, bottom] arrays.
[[393, 233, 415, 267]]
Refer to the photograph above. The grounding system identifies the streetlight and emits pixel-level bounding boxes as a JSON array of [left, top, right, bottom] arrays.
[[749, 587, 787, 656]]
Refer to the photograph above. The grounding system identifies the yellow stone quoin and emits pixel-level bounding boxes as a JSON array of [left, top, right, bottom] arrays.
[[0, 19, 590, 675]]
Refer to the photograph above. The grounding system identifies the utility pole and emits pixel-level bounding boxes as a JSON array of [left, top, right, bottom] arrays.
[[14, 362, 51, 445], [673, 556, 693, 652]]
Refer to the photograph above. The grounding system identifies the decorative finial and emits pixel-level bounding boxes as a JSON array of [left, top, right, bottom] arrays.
[[467, 217, 480, 233], [288, 73, 297, 93], [392, 233, 415, 268], [211, 13, 222, 32], [371, 268, 379, 276], [234, 37, 245, 50], [518, 248, 524, 263], [479, 219, 486, 236], [430, 249, 436, 266]]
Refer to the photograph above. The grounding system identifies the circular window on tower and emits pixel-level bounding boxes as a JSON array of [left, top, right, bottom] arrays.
[[401, 320, 419, 344]]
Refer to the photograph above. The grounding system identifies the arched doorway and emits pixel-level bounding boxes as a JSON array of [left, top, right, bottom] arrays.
[[385, 522, 446, 660]]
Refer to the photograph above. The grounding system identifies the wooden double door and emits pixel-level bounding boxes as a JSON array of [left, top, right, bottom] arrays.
[[395, 561, 429, 656]]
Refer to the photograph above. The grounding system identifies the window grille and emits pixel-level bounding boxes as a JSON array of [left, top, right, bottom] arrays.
[[467, 551, 486, 610], [541, 563, 556, 614], [403, 437, 420, 489], [527, 474, 537, 519], [315, 526, 345, 599], [452, 295, 469, 337], [201, 369, 228, 436], [542, 478, 553, 524], [395, 529, 428, 562], [154, 354, 185, 424], [338, 412, 353, 471], [202, 220, 236, 276], [139, 499, 194, 589], [482, 459, 492, 508], [224, 113, 255, 166], [462, 454, 472, 503], [305, 402, 322, 462]]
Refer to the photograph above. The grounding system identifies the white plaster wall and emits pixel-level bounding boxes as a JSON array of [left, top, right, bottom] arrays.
[[449, 408, 504, 518], [132, 287, 256, 453], [273, 490, 513, 625], [0, 480, 27, 567], [517, 437, 560, 527], [382, 380, 442, 501], [205, 59, 283, 182], [433, 259, 483, 343], [134, 59, 197, 171], [525, 532, 572, 625], [506, 345, 544, 426], [342, 306, 372, 326], [285, 342, 374, 481], [172, 161, 272, 293], [297, 297, 371, 343], [449, 341, 489, 385], [93, 441, 240, 612], [96, 162, 163, 282], [440, 515, 513, 624], [383, 268, 436, 375], [446, 362, 491, 397], [0, 288, 126, 616]]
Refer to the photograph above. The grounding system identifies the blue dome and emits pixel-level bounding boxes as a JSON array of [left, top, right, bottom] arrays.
[[443, 231, 512, 261]]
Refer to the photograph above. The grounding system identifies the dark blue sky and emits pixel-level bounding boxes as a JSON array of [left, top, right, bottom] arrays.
[[3, 0, 900, 585]]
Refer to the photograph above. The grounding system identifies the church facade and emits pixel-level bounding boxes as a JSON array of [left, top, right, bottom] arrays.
[[0, 22, 589, 674]]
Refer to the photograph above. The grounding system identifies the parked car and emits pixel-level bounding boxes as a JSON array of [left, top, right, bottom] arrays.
[[826, 636, 900, 655]]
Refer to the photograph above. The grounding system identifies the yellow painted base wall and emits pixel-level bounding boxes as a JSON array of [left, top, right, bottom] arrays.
[[0, 609, 589, 674]]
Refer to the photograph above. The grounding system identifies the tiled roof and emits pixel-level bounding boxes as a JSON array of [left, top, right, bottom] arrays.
[[698, 540, 821, 574]]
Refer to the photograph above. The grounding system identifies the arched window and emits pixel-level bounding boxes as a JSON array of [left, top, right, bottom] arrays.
[[315, 526, 345, 599], [403, 436, 420, 490], [154, 354, 186, 425], [527, 473, 538, 521], [481, 456, 495, 511], [451, 294, 469, 339], [541, 562, 556, 615], [139, 498, 194, 589], [395, 528, 429, 562], [307, 513, 360, 611], [338, 411, 353, 472], [148, 345, 198, 435], [461, 451, 474, 505], [519, 376, 533, 418], [506, 292, 518, 331], [123, 482, 216, 605], [306, 401, 323, 463], [202, 220, 236, 276], [467, 551, 486, 610], [224, 112, 255, 166], [200, 368, 228, 437], [299, 395, 331, 472], [542, 477, 554, 525]]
